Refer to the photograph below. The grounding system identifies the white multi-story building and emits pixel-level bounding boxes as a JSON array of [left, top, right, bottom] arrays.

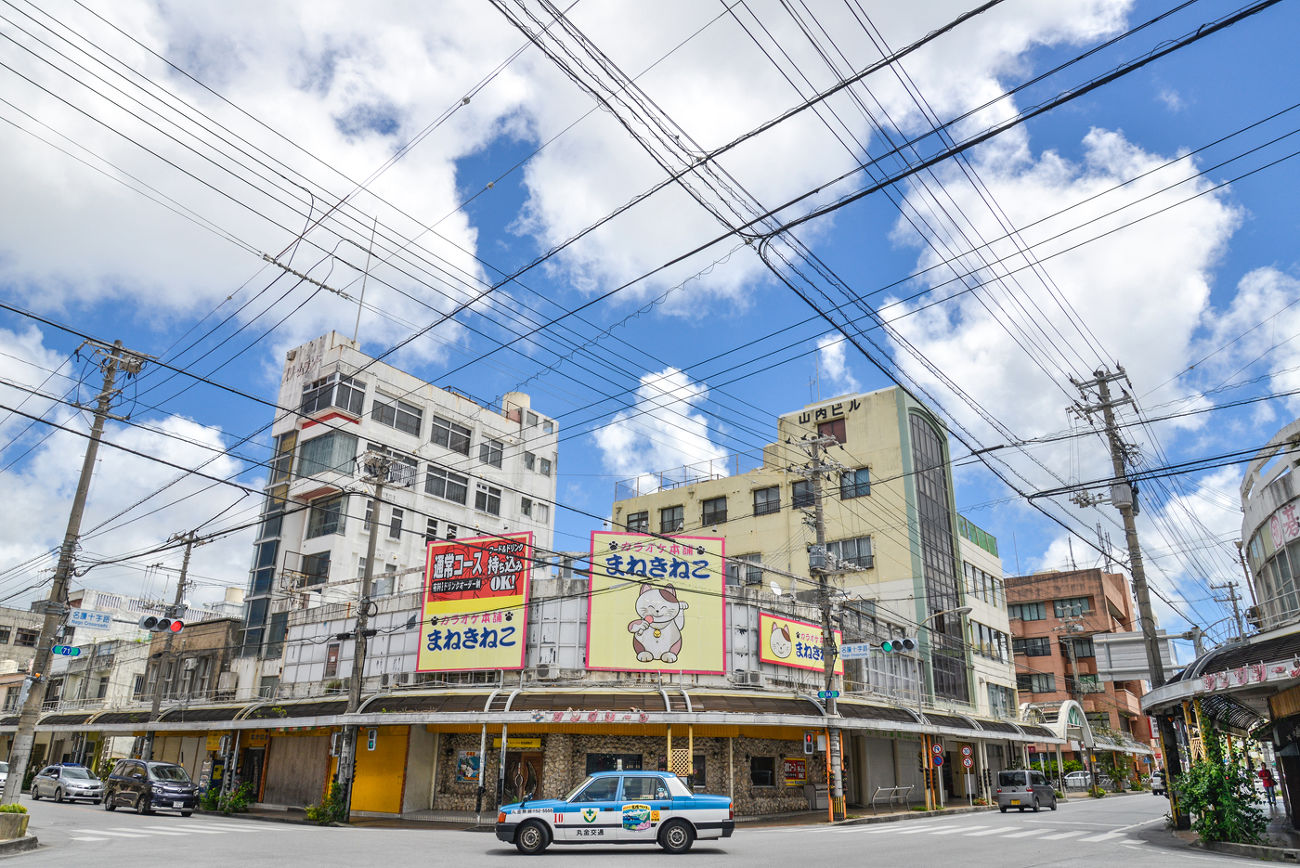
[[235, 332, 559, 692]]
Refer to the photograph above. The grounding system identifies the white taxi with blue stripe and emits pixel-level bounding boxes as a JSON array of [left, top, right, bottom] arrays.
[[496, 770, 734, 854]]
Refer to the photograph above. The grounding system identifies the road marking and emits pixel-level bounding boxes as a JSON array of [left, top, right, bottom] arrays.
[[138, 825, 200, 836], [114, 826, 187, 836], [844, 824, 942, 834], [930, 826, 980, 835], [1124, 840, 1147, 847], [161, 825, 228, 834], [896, 824, 949, 835], [963, 828, 1006, 837], [188, 822, 258, 831], [76, 829, 149, 838], [1001, 828, 1052, 838], [70, 836, 109, 842], [1079, 832, 1123, 842], [1040, 830, 1085, 840]]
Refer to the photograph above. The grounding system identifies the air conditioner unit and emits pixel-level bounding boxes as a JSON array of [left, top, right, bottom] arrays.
[[535, 664, 560, 681], [395, 673, 412, 686], [734, 671, 764, 687]]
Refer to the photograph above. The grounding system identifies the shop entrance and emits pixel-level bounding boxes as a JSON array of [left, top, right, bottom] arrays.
[[503, 751, 543, 803], [239, 748, 266, 801]]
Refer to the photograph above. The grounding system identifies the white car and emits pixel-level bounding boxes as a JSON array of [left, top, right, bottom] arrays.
[[1064, 770, 1112, 789], [496, 770, 734, 854]]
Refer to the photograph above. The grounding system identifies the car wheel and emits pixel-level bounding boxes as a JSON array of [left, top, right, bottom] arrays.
[[999, 806, 1007, 813], [29, 788, 38, 801], [514, 820, 549, 855], [136, 794, 152, 815], [103, 794, 116, 811], [659, 819, 695, 854], [53, 788, 63, 803], [1050, 795, 1058, 811], [1031, 797, 1040, 813], [180, 811, 192, 818]]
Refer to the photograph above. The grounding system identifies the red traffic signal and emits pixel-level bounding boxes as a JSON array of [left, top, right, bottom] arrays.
[[804, 732, 815, 755], [138, 615, 184, 634]]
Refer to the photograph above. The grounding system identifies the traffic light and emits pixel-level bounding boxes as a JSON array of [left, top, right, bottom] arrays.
[[138, 615, 184, 634], [804, 732, 815, 755], [879, 636, 916, 653]]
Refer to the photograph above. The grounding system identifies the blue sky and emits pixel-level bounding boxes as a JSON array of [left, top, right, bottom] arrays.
[[0, 0, 1297, 660]]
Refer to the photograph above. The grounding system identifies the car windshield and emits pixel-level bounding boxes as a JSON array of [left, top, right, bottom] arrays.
[[0, 762, 8, 773], [564, 776, 596, 801], [62, 768, 93, 780], [149, 765, 191, 782]]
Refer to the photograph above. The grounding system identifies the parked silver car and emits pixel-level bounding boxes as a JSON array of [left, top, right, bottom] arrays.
[[996, 769, 1057, 813], [31, 764, 104, 803], [1063, 770, 1113, 790]]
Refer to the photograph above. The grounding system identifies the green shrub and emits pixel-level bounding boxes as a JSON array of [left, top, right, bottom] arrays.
[[1174, 760, 1266, 844], [1088, 786, 1106, 799], [0, 804, 27, 814], [199, 788, 221, 811], [305, 783, 348, 825]]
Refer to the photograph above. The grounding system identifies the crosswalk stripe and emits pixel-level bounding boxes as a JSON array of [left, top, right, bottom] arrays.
[[161, 825, 228, 835], [187, 822, 256, 831], [70, 836, 108, 842], [76, 829, 148, 838], [1040, 830, 1085, 840], [1002, 828, 1051, 838], [843, 824, 940, 834], [114, 826, 187, 837], [930, 826, 980, 835], [963, 828, 1006, 837], [1080, 832, 1123, 842], [136, 826, 197, 836]]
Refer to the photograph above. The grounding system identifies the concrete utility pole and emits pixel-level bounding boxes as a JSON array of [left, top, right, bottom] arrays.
[[144, 530, 204, 761], [338, 450, 394, 822], [1210, 582, 1245, 641], [2, 340, 142, 805], [798, 434, 846, 821], [1071, 366, 1187, 828]]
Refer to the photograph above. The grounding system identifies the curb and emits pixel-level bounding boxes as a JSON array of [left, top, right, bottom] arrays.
[[1196, 840, 1300, 862], [0, 836, 39, 855]]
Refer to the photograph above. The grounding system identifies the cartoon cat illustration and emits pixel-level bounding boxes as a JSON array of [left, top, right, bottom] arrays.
[[627, 583, 689, 664], [769, 623, 792, 658]]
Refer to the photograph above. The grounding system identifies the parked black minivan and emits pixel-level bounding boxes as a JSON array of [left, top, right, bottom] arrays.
[[103, 759, 198, 816]]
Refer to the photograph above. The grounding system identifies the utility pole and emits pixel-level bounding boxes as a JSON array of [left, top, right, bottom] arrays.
[[797, 434, 846, 821], [1210, 583, 1245, 641], [2, 340, 143, 805], [144, 530, 204, 761], [337, 450, 394, 823], [1071, 366, 1186, 828]]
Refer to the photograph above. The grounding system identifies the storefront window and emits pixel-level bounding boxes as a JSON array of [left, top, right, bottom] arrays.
[[585, 753, 642, 775]]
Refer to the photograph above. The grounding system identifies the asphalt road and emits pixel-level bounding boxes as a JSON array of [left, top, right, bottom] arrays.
[[11, 792, 1251, 867]]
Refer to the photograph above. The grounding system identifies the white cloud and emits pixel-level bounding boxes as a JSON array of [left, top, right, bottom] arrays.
[[817, 333, 860, 395], [1158, 89, 1186, 112], [593, 368, 727, 491]]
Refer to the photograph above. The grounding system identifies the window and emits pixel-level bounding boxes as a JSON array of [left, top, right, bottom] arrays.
[[818, 417, 846, 443], [526, 411, 539, 428], [479, 438, 503, 468], [475, 483, 502, 516], [535, 503, 550, 523], [539, 457, 552, 477], [987, 683, 1015, 717], [970, 620, 1009, 662], [1008, 602, 1046, 621], [584, 753, 642, 775], [840, 468, 869, 499], [701, 496, 727, 526], [425, 518, 438, 543], [425, 467, 469, 504], [373, 564, 397, 598], [573, 778, 621, 802], [1069, 674, 1103, 694], [301, 372, 365, 416], [826, 536, 872, 569], [297, 431, 358, 477], [363, 500, 374, 531], [1017, 673, 1056, 693], [660, 505, 684, 534], [14, 628, 37, 647], [1012, 636, 1051, 656], [373, 395, 422, 436], [726, 554, 762, 586], [543, 420, 554, 434], [389, 507, 404, 540], [446, 524, 457, 540], [1054, 596, 1092, 618], [627, 511, 649, 533], [749, 756, 776, 786], [753, 486, 780, 516], [0, 626, 12, 644], [623, 776, 670, 801], [521, 497, 533, 517], [431, 415, 471, 454], [792, 479, 813, 508], [270, 432, 296, 484], [306, 494, 347, 538], [324, 643, 340, 678], [1069, 637, 1095, 658], [301, 552, 330, 586], [365, 443, 417, 487], [524, 451, 536, 471]]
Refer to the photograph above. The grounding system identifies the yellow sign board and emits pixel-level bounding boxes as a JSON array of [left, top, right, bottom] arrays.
[[205, 733, 223, 751], [492, 737, 542, 750], [587, 532, 725, 674], [245, 730, 269, 748], [417, 532, 532, 672], [759, 613, 843, 674]]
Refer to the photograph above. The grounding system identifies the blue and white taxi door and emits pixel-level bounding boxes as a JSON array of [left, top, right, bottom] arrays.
[[618, 775, 674, 842], [562, 776, 622, 843]]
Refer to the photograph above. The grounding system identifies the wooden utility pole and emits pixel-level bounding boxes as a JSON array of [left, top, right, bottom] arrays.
[[2, 341, 143, 804]]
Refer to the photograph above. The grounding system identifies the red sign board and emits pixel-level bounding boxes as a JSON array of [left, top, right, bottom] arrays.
[[425, 534, 531, 602]]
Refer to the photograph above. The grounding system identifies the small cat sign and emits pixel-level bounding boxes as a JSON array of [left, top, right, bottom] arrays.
[[587, 531, 726, 674], [758, 613, 843, 674]]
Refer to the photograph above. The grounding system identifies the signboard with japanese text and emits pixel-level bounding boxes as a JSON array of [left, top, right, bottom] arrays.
[[782, 758, 807, 786], [586, 531, 725, 674], [758, 613, 843, 674], [69, 609, 112, 631], [417, 532, 532, 673]]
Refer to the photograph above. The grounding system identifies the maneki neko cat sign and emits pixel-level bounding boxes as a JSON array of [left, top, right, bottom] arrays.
[[587, 531, 726, 674]]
